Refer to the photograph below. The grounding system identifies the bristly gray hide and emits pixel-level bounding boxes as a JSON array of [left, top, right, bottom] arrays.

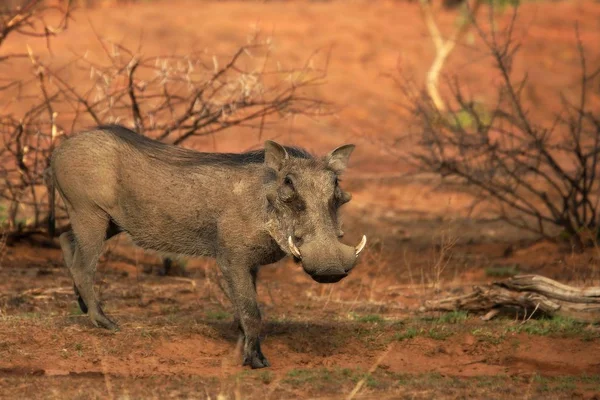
[[48, 124, 367, 369]]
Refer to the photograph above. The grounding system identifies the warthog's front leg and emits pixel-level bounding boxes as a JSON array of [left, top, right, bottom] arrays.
[[219, 261, 269, 369]]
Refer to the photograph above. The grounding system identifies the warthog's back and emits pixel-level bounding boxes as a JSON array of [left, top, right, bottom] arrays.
[[52, 124, 313, 170]]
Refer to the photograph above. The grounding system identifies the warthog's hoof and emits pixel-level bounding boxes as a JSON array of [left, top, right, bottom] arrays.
[[91, 313, 119, 331], [243, 351, 270, 369]]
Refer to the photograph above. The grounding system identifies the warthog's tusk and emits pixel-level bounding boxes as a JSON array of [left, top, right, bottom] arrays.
[[355, 235, 367, 256], [288, 236, 302, 259]]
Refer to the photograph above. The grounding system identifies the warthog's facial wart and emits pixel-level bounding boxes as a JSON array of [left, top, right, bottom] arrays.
[[264, 140, 366, 284]]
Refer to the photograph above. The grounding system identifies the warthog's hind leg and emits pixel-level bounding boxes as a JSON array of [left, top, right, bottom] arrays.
[[59, 231, 88, 314], [61, 212, 118, 330]]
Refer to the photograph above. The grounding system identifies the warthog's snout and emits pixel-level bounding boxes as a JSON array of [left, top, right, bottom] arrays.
[[289, 235, 367, 284]]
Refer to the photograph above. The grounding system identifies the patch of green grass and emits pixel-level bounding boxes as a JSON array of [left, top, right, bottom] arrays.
[[286, 368, 311, 378], [350, 313, 385, 324], [394, 318, 458, 342], [436, 310, 469, 324], [506, 316, 598, 340], [74, 342, 84, 357], [395, 372, 468, 390], [553, 376, 577, 392], [485, 264, 520, 277], [533, 375, 582, 393], [395, 327, 421, 341], [205, 310, 231, 321], [393, 372, 598, 394], [284, 368, 324, 388], [427, 327, 453, 340], [235, 369, 274, 385], [255, 370, 273, 385], [350, 324, 387, 350], [580, 374, 600, 385], [472, 328, 505, 345], [363, 371, 597, 396], [473, 375, 510, 388], [364, 374, 380, 388]]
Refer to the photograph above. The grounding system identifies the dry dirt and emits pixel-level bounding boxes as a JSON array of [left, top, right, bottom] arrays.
[[1, 1, 600, 399]]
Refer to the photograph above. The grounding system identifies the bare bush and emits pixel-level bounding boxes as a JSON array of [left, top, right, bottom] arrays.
[[399, 6, 600, 249], [0, 1, 330, 238], [0, 0, 72, 234]]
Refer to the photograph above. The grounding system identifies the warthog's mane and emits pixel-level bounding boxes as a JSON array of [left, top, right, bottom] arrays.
[[97, 124, 313, 167]]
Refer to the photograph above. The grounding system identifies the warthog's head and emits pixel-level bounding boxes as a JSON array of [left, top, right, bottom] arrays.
[[264, 140, 366, 284]]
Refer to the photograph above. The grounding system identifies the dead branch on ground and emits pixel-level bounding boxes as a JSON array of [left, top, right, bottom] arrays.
[[424, 274, 600, 323]]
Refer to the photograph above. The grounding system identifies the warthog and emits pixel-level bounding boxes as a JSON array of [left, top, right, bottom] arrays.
[[48, 124, 366, 368]]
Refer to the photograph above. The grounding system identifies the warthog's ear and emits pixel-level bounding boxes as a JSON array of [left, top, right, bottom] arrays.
[[326, 144, 355, 174], [264, 140, 289, 171]]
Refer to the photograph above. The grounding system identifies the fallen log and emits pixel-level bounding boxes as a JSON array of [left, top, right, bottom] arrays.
[[424, 274, 600, 323]]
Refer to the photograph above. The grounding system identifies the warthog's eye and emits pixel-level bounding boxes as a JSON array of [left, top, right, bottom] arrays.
[[279, 175, 297, 203], [334, 176, 339, 186], [284, 175, 294, 188]]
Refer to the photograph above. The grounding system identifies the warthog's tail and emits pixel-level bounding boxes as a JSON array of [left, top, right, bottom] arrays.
[[43, 167, 56, 238]]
